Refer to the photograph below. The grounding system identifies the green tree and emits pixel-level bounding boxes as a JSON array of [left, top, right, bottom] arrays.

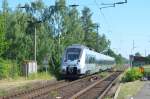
[[61, 7, 84, 46], [4, 0, 53, 68], [104, 49, 124, 64], [104, 49, 116, 57], [0, 14, 8, 56], [135, 52, 142, 56], [81, 7, 110, 53], [97, 34, 110, 52], [115, 54, 123, 64], [0, 0, 9, 56], [81, 7, 95, 45]]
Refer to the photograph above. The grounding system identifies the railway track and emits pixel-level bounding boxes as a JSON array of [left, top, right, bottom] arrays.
[[0, 80, 67, 99], [0, 71, 122, 99], [70, 71, 122, 99], [0, 73, 102, 99], [48, 74, 103, 99]]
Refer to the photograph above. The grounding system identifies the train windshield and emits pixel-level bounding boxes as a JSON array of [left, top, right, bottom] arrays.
[[66, 48, 81, 61]]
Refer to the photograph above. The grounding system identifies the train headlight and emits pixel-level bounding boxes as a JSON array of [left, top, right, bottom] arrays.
[[77, 60, 80, 62], [77, 60, 80, 64]]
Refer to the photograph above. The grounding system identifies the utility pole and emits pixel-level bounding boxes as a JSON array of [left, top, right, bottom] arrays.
[[34, 27, 36, 62], [130, 40, 136, 67], [18, 6, 42, 62], [83, 16, 88, 45], [145, 49, 147, 57], [96, 24, 99, 52], [132, 40, 136, 55]]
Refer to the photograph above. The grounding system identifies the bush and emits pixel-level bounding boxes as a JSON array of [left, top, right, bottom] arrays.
[[143, 68, 150, 77], [122, 68, 143, 82], [0, 58, 19, 79]]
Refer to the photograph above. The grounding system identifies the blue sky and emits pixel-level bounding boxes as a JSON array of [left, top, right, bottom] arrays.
[[1, 0, 150, 58]]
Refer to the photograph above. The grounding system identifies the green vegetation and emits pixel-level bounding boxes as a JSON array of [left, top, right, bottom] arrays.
[[27, 72, 53, 80], [135, 52, 142, 56], [0, 90, 7, 96], [0, 58, 19, 79], [122, 68, 143, 82], [0, 0, 125, 79], [104, 96, 112, 99], [117, 81, 144, 99], [0, 72, 53, 96], [143, 66, 150, 77], [104, 49, 127, 65], [0, 84, 31, 96], [50, 90, 59, 98], [115, 66, 148, 99], [115, 64, 125, 71], [99, 72, 110, 78]]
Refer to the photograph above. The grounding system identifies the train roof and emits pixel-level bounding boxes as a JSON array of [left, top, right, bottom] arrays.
[[99, 53, 115, 61], [67, 44, 115, 60], [67, 44, 89, 49]]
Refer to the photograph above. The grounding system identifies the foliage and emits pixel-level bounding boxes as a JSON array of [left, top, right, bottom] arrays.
[[104, 49, 124, 64], [0, 15, 7, 56], [122, 68, 143, 82], [99, 72, 109, 78], [115, 54, 124, 64], [135, 52, 142, 56], [81, 7, 110, 52], [0, 0, 9, 56], [143, 67, 150, 77], [0, 58, 19, 79], [81, 7, 94, 44], [0, 90, 7, 96]]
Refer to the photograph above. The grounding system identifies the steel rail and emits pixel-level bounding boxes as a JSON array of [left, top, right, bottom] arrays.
[[70, 71, 122, 99], [0, 73, 102, 99]]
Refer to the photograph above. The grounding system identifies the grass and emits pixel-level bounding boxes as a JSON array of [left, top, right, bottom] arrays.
[[0, 72, 54, 81], [115, 64, 126, 71], [99, 72, 110, 78], [0, 80, 33, 96], [50, 90, 59, 97], [27, 72, 54, 80], [0, 90, 7, 96], [143, 65, 150, 73], [104, 96, 112, 99], [117, 80, 145, 99], [0, 72, 54, 96]]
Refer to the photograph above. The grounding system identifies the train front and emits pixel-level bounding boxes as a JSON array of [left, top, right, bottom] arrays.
[[61, 46, 82, 78]]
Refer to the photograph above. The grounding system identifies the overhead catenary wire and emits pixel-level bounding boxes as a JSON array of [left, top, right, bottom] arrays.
[[94, 0, 128, 34], [94, 0, 113, 34], [99, 9, 113, 33]]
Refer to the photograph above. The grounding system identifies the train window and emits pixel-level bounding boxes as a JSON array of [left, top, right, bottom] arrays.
[[95, 60, 98, 64], [67, 48, 81, 53], [89, 57, 91, 63], [85, 54, 96, 64], [66, 48, 81, 61], [93, 57, 96, 63], [85, 55, 89, 63], [89, 57, 92, 63], [96, 60, 115, 65], [67, 53, 80, 61]]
